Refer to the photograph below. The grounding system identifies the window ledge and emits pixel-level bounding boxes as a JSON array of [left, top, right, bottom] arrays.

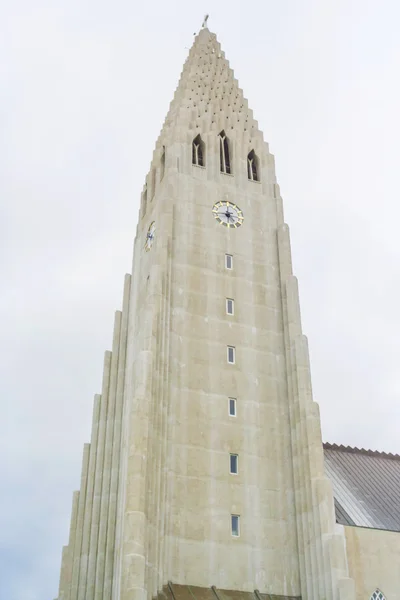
[[248, 178, 261, 184], [192, 164, 206, 169], [220, 171, 234, 177]]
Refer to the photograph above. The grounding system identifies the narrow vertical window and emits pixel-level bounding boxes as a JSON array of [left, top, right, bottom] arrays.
[[192, 134, 205, 166], [229, 398, 236, 416], [226, 298, 234, 315], [160, 146, 165, 180], [225, 254, 233, 269], [227, 346, 235, 364], [219, 130, 231, 174], [231, 515, 240, 536], [230, 454, 238, 474], [247, 150, 259, 181]]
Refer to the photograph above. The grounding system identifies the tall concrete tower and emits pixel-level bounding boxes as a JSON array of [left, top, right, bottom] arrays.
[[57, 26, 356, 600]]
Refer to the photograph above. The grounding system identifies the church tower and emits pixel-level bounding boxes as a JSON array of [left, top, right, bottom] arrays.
[[57, 25, 356, 600]]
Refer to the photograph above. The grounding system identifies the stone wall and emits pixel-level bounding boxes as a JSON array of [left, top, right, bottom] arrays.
[[345, 526, 400, 599]]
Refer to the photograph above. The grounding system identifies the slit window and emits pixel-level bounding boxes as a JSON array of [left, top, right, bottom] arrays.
[[247, 150, 259, 182], [192, 134, 205, 167], [160, 147, 165, 180], [226, 298, 234, 315], [231, 515, 240, 537], [230, 454, 238, 474], [229, 398, 237, 416], [225, 254, 233, 269], [227, 346, 235, 364], [219, 130, 231, 174]]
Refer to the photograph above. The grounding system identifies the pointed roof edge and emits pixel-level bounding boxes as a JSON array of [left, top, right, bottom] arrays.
[[323, 442, 400, 461]]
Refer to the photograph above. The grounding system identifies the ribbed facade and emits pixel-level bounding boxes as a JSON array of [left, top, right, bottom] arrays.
[[56, 27, 358, 600]]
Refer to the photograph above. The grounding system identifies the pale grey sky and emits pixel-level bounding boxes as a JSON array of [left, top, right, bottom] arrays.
[[1, 1, 400, 598]]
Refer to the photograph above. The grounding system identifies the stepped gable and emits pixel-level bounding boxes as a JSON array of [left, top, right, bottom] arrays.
[[323, 442, 400, 531]]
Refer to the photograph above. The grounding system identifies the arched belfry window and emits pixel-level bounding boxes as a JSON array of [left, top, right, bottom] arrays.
[[247, 149, 259, 181], [192, 134, 205, 167], [218, 130, 231, 174], [371, 590, 386, 600]]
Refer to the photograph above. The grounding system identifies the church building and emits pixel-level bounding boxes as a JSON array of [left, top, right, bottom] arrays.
[[56, 24, 400, 600]]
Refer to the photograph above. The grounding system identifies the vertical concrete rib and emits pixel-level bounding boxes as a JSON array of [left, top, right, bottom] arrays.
[[103, 274, 131, 599], [120, 287, 157, 600], [77, 394, 101, 600], [69, 443, 90, 599], [58, 546, 68, 600], [277, 223, 314, 599], [155, 242, 172, 593], [60, 490, 79, 599], [85, 350, 112, 599], [94, 310, 122, 596], [113, 258, 142, 599], [277, 221, 355, 600]]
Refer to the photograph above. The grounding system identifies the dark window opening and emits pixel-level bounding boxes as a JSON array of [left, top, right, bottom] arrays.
[[229, 398, 236, 416], [231, 515, 240, 536], [219, 130, 231, 174], [227, 346, 235, 364], [230, 454, 238, 474], [247, 149, 259, 181], [192, 134, 205, 167]]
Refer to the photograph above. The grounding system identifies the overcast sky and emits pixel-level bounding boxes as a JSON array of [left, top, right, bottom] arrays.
[[2, 1, 400, 598]]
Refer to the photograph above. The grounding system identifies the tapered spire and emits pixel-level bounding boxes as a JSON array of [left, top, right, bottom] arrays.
[[154, 27, 262, 154]]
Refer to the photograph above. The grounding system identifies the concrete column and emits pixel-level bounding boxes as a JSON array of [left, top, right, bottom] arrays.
[[94, 311, 122, 596], [156, 261, 172, 593], [152, 257, 173, 596], [291, 331, 323, 599], [120, 350, 154, 600], [144, 258, 171, 599], [278, 222, 356, 600], [104, 274, 131, 600], [119, 260, 160, 600], [60, 491, 79, 599], [58, 545, 69, 600], [113, 245, 143, 600], [77, 395, 101, 600], [85, 351, 112, 599], [69, 443, 90, 599]]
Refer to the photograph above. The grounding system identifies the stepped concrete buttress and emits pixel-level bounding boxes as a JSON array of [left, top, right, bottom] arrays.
[[56, 27, 356, 600]]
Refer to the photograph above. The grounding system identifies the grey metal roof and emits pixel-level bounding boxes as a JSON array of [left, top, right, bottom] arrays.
[[323, 443, 400, 532]]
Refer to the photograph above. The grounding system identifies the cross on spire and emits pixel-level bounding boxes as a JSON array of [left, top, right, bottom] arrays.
[[202, 14, 209, 29]]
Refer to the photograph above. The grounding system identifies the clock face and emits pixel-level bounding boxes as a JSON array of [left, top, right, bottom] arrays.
[[145, 221, 156, 251], [212, 201, 244, 228]]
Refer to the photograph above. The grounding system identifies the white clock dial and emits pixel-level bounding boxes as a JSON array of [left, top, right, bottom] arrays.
[[212, 201, 244, 228], [144, 221, 156, 251]]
